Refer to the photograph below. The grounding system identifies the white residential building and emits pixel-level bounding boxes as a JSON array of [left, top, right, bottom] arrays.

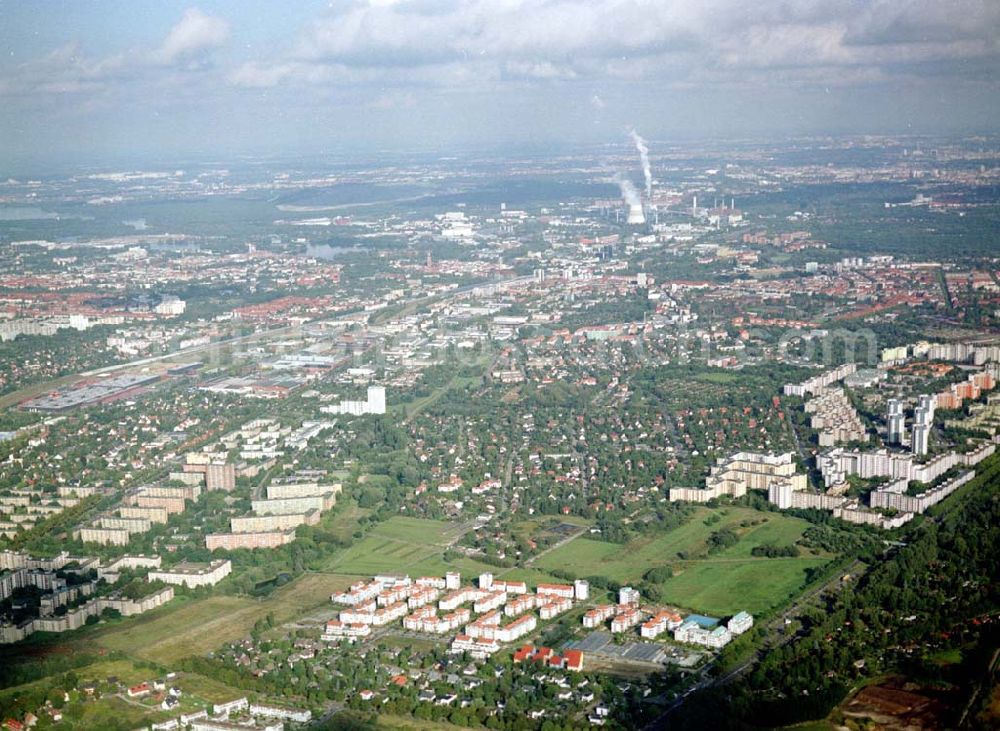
[[727, 611, 754, 635], [450, 634, 500, 659], [148, 560, 231, 588], [674, 621, 732, 648], [619, 587, 641, 606], [539, 597, 573, 620], [323, 620, 371, 640], [582, 605, 616, 628]]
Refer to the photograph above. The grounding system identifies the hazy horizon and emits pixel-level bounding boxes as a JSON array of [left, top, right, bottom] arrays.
[[2, 0, 999, 167]]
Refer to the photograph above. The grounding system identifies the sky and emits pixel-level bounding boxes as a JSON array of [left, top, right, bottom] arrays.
[[1, 0, 999, 166]]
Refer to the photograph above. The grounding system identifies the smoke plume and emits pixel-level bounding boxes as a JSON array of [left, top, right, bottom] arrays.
[[629, 128, 652, 198], [614, 175, 641, 208]]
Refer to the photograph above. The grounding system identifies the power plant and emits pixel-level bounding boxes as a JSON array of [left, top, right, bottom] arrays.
[[615, 175, 646, 226], [627, 203, 646, 225]]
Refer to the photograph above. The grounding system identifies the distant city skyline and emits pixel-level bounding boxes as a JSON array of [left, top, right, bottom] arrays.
[[1, 0, 999, 165]]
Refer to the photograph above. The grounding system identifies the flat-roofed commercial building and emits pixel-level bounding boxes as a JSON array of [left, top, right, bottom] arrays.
[[149, 559, 232, 588]]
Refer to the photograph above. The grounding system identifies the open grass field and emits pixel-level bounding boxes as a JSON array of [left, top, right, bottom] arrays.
[[319, 516, 468, 574], [492, 566, 567, 587], [375, 713, 470, 730], [317, 515, 567, 591], [534, 539, 625, 579], [368, 516, 464, 545], [73, 695, 153, 730], [0, 659, 248, 729], [928, 647, 964, 666], [172, 671, 251, 703], [534, 506, 835, 616], [92, 572, 357, 663], [322, 535, 443, 575], [395, 368, 486, 422], [715, 515, 814, 559], [321, 498, 373, 542], [0, 660, 145, 716], [659, 557, 829, 616], [382, 553, 568, 589], [94, 596, 268, 663], [535, 506, 825, 579]]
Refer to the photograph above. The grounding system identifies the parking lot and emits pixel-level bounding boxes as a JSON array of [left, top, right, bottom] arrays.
[[564, 631, 706, 668]]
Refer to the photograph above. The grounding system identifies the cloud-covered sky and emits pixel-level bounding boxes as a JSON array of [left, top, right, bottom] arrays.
[[1, 0, 998, 165]]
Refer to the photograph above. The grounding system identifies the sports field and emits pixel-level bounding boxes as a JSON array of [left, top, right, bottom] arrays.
[[534, 506, 834, 616]]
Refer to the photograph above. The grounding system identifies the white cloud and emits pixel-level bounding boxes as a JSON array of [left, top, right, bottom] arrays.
[[2, 0, 998, 105], [228, 62, 296, 88], [503, 61, 577, 81], [228, 61, 354, 88], [0, 42, 128, 96], [254, 0, 1000, 90], [153, 8, 231, 65], [368, 91, 418, 110], [290, 1, 696, 66], [0, 8, 231, 97]]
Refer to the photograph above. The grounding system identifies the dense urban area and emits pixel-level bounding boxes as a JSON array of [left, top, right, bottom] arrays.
[[0, 135, 999, 731]]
